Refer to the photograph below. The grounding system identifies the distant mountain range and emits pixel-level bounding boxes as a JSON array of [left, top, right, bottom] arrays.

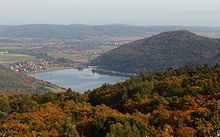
[[92, 30, 220, 74], [0, 24, 220, 39], [0, 65, 62, 95]]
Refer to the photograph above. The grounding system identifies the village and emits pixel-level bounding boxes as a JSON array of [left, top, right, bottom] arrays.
[[8, 60, 60, 73], [0, 50, 9, 55], [1, 46, 116, 73], [0, 38, 125, 74]]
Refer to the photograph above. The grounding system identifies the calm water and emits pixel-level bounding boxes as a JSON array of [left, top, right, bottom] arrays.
[[29, 68, 128, 93]]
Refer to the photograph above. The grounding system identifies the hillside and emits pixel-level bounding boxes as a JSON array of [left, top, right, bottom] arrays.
[[92, 30, 220, 74], [0, 24, 220, 39], [0, 65, 62, 95], [0, 65, 219, 136], [0, 24, 152, 39]]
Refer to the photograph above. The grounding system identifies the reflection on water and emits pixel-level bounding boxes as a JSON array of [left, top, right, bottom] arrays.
[[29, 68, 128, 93]]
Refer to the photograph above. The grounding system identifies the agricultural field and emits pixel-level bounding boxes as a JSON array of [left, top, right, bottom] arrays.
[[0, 54, 35, 61], [50, 53, 90, 62]]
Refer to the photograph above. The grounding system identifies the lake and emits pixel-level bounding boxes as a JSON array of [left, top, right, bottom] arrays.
[[29, 68, 128, 93]]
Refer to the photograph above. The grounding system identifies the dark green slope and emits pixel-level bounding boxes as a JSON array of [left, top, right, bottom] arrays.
[[0, 65, 61, 95], [92, 30, 220, 74]]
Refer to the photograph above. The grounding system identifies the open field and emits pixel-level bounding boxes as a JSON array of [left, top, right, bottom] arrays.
[[0, 60, 19, 64], [0, 54, 35, 61], [45, 86, 63, 93], [50, 54, 89, 62]]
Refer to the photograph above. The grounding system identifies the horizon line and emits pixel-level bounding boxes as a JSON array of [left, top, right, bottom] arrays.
[[0, 23, 220, 28]]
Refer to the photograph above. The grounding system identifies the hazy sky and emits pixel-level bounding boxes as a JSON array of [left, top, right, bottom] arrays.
[[0, 0, 220, 26]]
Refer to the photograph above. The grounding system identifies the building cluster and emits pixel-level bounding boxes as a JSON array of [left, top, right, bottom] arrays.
[[82, 47, 114, 56], [51, 47, 112, 57], [82, 49, 104, 56], [8, 60, 57, 73], [53, 50, 81, 54], [0, 51, 8, 55]]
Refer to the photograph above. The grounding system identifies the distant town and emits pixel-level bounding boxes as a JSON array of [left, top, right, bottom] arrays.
[[9, 60, 59, 73], [0, 38, 130, 73]]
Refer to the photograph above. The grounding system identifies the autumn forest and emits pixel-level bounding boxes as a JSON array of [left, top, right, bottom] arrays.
[[0, 64, 219, 137]]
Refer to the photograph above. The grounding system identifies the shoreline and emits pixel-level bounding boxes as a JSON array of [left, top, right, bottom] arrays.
[[26, 66, 75, 74], [28, 66, 129, 94], [27, 65, 136, 78], [92, 68, 137, 77]]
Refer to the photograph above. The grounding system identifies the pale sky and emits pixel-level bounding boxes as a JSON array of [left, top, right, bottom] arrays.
[[0, 0, 220, 26]]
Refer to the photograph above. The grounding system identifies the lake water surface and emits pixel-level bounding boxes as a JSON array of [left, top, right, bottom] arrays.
[[29, 68, 128, 93]]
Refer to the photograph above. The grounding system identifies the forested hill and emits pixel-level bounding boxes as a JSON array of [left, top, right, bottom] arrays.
[[92, 30, 220, 74], [0, 64, 219, 136], [0, 65, 61, 95]]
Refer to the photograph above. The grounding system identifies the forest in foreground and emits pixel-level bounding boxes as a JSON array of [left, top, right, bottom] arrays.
[[0, 64, 219, 137]]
